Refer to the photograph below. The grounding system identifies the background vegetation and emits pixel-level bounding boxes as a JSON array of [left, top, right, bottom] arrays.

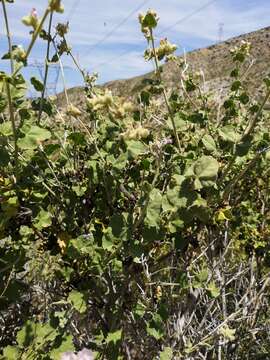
[[0, 1, 270, 359]]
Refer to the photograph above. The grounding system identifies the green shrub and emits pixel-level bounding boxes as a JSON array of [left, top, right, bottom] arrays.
[[0, 1, 270, 359]]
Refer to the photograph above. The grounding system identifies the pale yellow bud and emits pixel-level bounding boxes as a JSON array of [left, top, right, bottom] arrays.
[[66, 104, 82, 118]]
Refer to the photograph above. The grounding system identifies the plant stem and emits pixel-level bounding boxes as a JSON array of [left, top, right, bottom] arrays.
[[133, 154, 161, 230], [1, 0, 14, 73], [223, 150, 262, 202], [220, 87, 270, 183], [65, 38, 86, 81], [5, 80, 19, 180], [38, 11, 54, 124], [240, 87, 270, 141], [51, 40, 69, 105], [149, 29, 181, 153]]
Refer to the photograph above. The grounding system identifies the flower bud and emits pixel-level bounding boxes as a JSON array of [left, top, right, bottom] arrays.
[[48, 0, 64, 13], [139, 9, 159, 29], [66, 104, 82, 118], [13, 45, 27, 62], [86, 91, 114, 111], [121, 126, 149, 140], [139, 10, 159, 39], [22, 8, 39, 30], [56, 22, 69, 37]]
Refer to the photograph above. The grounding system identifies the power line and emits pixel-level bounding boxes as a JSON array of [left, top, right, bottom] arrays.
[[92, 46, 144, 71], [91, 0, 220, 71], [66, 0, 81, 23], [158, 0, 219, 35], [82, 0, 150, 58]]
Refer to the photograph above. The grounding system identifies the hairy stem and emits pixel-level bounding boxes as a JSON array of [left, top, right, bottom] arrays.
[[149, 29, 181, 153], [5, 80, 19, 179], [1, 0, 14, 73], [241, 87, 270, 141], [38, 11, 54, 124]]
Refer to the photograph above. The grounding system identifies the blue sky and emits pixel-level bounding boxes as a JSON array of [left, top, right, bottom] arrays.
[[0, 0, 269, 94]]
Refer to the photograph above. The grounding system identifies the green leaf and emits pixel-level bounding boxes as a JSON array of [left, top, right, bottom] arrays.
[[218, 125, 240, 143], [50, 335, 75, 360], [0, 146, 10, 166], [110, 214, 127, 238], [31, 98, 53, 116], [219, 325, 236, 341], [201, 134, 216, 152], [168, 113, 187, 131], [34, 209, 52, 230], [106, 329, 122, 345], [194, 156, 219, 180], [30, 77, 44, 92], [160, 347, 173, 360], [68, 132, 86, 146], [2, 346, 20, 359], [126, 140, 146, 159], [145, 188, 163, 228], [146, 325, 163, 340], [68, 290, 87, 313], [16, 321, 35, 347], [0, 122, 13, 136], [18, 125, 51, 150], [35, 323, 58, 344], [17, 321, 57, 348], [146, 314, 164, 340], [207, 281, 220, 298]]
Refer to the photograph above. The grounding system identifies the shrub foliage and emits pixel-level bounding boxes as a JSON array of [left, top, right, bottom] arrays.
[[0, 1, 270, 359]]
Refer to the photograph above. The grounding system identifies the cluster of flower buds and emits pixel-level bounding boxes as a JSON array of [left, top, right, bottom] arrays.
[[86, 90, 136, 119], [230, 40, 251, 63], [144, 38, 177, 61], [86, 90, 114, 111], [121, 125, 149, 140], [22, 8, 39, 30], [58, 39, 72, 55], [56, 22, 69, 37], [138, 9, 159, 40], [66, 104, 82, 118], [48, 0, 64, 13], [112, 101, 136, 118], [12, 45, 27, 62]]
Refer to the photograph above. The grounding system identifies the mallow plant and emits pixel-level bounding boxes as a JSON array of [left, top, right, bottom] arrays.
[[0, 1, 270, 359]]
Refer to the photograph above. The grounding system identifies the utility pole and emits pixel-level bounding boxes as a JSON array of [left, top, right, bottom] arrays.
[[218, 22, 224, 43]]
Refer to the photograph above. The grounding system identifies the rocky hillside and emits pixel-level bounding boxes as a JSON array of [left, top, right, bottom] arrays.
[[57, 26, 270, 107]]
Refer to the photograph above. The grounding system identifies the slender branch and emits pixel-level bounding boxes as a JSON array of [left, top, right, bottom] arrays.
[[5, 80, 19, 179], [133, 154, 161, 230], [1, 0, 14, 73], [240, 87, 270, 141], [51, 39, 69, 105], [149, 28, 182, 153], [38, 11, 54, 123], [220, 87, 270, 183], [222, 147, 269, 201]]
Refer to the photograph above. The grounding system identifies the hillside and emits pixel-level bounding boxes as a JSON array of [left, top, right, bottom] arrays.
[[58, 26, 270, 108]]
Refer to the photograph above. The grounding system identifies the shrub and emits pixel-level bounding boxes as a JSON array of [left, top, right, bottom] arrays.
[[0, 1, 270, 359]]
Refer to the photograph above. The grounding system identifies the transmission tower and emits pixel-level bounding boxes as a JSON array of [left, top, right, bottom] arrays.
[[28, 60, 61, 97], [218, 22, 224, 43]]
